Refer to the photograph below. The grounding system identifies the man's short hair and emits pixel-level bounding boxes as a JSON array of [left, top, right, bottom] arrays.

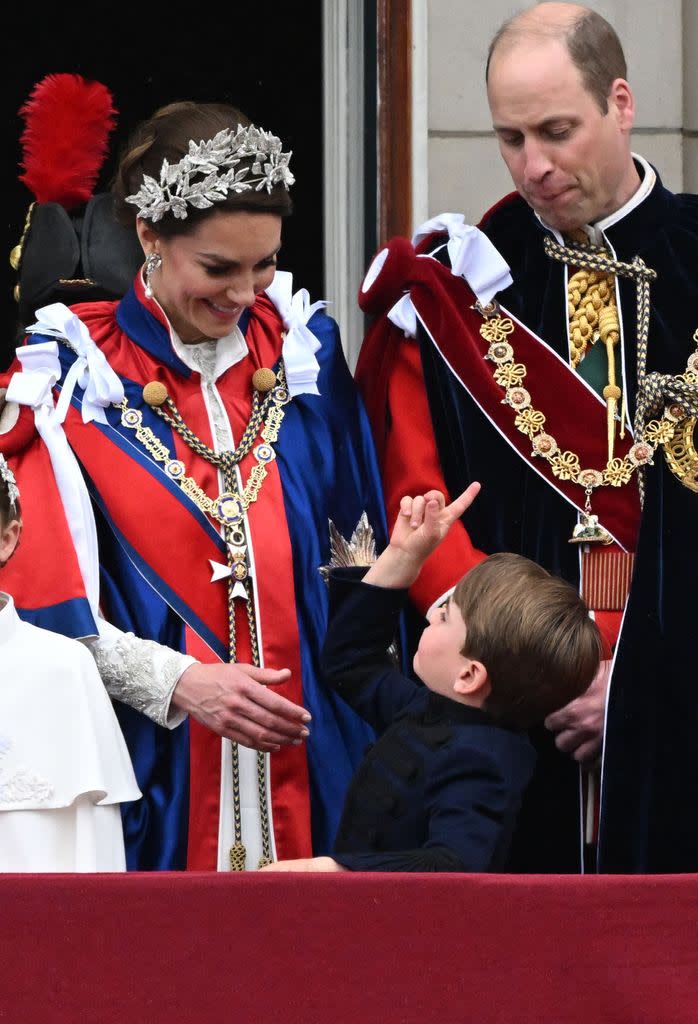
[[452, 552, 601, 729], [486, 8, 627, 114]]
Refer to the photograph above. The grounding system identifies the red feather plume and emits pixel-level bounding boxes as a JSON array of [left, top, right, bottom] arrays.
[[18, 73, 117, 210]]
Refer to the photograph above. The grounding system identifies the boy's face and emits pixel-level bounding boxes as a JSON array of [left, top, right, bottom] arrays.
[[413, 598, 470, 698], [0, 515, 21, 568]]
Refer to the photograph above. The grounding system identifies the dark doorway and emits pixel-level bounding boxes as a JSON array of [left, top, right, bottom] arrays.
[[4, 6, 324, 371]]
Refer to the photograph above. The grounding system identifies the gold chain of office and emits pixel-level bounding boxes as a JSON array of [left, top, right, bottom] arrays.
[[475, 238, 698, 502], [118, 362, 291, 869], [548, 238, 698, 495]]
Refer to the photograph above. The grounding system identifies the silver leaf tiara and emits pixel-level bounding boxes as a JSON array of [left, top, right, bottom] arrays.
[[125, 124, 294, 222], [0, 454, 20, 513]]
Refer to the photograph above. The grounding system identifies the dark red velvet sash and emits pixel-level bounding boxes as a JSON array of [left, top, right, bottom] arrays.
[[357, 238, 640, 552]]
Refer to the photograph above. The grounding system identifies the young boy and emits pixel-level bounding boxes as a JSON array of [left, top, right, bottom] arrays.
[[0, 454, 140, 871], [262, 483, 601, 873]]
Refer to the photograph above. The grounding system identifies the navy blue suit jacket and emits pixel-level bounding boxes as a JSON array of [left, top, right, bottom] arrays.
[[322, 571, 535, 871]]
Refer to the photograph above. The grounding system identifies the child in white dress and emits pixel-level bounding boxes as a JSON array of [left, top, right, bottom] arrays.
[[0, 454, 140, 871]]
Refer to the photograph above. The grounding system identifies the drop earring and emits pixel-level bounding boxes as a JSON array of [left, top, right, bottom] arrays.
[[144, 251, 162, 298]]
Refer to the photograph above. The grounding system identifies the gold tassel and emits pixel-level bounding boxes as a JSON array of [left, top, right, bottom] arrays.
[[599, 304, 621, 462], [229, 841, 247, 871]]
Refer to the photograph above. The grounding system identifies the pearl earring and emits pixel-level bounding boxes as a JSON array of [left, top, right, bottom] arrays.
[[144, 252, 162, 298]]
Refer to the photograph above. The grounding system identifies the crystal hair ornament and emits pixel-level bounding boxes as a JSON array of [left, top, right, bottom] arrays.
[[125, 125, 295, 222], [0, 455, 20, 512]]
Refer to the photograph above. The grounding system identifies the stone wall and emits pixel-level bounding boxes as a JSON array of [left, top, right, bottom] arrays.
[[424, 0, 695, 224]]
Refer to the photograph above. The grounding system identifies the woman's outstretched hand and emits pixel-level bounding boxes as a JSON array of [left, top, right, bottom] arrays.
[[171, 663, 311, 752]]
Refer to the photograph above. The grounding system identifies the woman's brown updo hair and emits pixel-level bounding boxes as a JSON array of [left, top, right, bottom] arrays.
[[112, 101, 293, 237]]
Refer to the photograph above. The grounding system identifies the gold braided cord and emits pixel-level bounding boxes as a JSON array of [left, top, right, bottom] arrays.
[[10, 202, 36, 302], [158, 377, 283, 469], [567, 265, 623, 459], [545, 236, 657, 287], [119, 365, 289, 528], [243, 586, 273, 868], [568, 268, 618, 367], [544, 235, 657, 503]]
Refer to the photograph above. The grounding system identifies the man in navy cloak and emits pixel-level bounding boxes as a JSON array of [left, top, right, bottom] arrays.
[[356, 2, 698, 872]]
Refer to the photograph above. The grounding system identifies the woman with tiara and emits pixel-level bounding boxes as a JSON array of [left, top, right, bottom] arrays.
[[1, 86, 387, 871]]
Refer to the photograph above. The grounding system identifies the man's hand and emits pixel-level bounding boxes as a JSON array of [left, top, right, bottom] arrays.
[[363, 483, 481, 590], [259, 856, 345, 873], [171, 662, 311, 752], [544, 659, 611, 767]]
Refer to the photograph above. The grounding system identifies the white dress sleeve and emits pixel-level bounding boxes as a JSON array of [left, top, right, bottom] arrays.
[[87, 617, 195, 729]]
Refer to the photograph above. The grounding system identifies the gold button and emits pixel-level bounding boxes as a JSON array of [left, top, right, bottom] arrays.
[[9, 245, 22, 271], [252, 367, 277, 393], [143, 381, 169, 407]]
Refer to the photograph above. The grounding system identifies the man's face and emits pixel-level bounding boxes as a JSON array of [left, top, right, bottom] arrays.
[[487, 38, 638, 231]]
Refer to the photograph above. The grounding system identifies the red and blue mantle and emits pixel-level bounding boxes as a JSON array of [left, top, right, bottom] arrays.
[[11, 279, 388, 870]]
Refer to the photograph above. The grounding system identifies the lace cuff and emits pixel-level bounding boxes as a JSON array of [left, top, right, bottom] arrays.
[[87, 621, 195, 729]]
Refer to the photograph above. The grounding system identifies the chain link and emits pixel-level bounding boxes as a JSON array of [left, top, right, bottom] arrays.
[[149, 367, 288, 871]]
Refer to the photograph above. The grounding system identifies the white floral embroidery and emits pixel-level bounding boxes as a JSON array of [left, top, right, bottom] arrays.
[[90, 631, 195, 728], [0, 735, 54, 805]]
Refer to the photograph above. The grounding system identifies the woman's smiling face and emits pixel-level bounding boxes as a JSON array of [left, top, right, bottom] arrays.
[[137, 209, 282, 343]]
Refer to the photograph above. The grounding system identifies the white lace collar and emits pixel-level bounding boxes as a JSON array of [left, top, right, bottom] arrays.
[[170, 325, 249, 384]]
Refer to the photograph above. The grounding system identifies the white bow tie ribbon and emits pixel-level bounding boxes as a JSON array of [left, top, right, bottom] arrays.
[[387, 294, 419, 339], [5, 338, 101, 622], [265, 271, 325, 396], [26, 303, 124, 424], [412, 213, 513, 305], [4, 342, 61, 410]]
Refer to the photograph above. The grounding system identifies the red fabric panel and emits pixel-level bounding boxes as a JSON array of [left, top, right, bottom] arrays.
[[595, 608, 623, 658], [357, 321, 487, 615], [1, 873, 695, 1023], [0, 416, 90, 614]]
